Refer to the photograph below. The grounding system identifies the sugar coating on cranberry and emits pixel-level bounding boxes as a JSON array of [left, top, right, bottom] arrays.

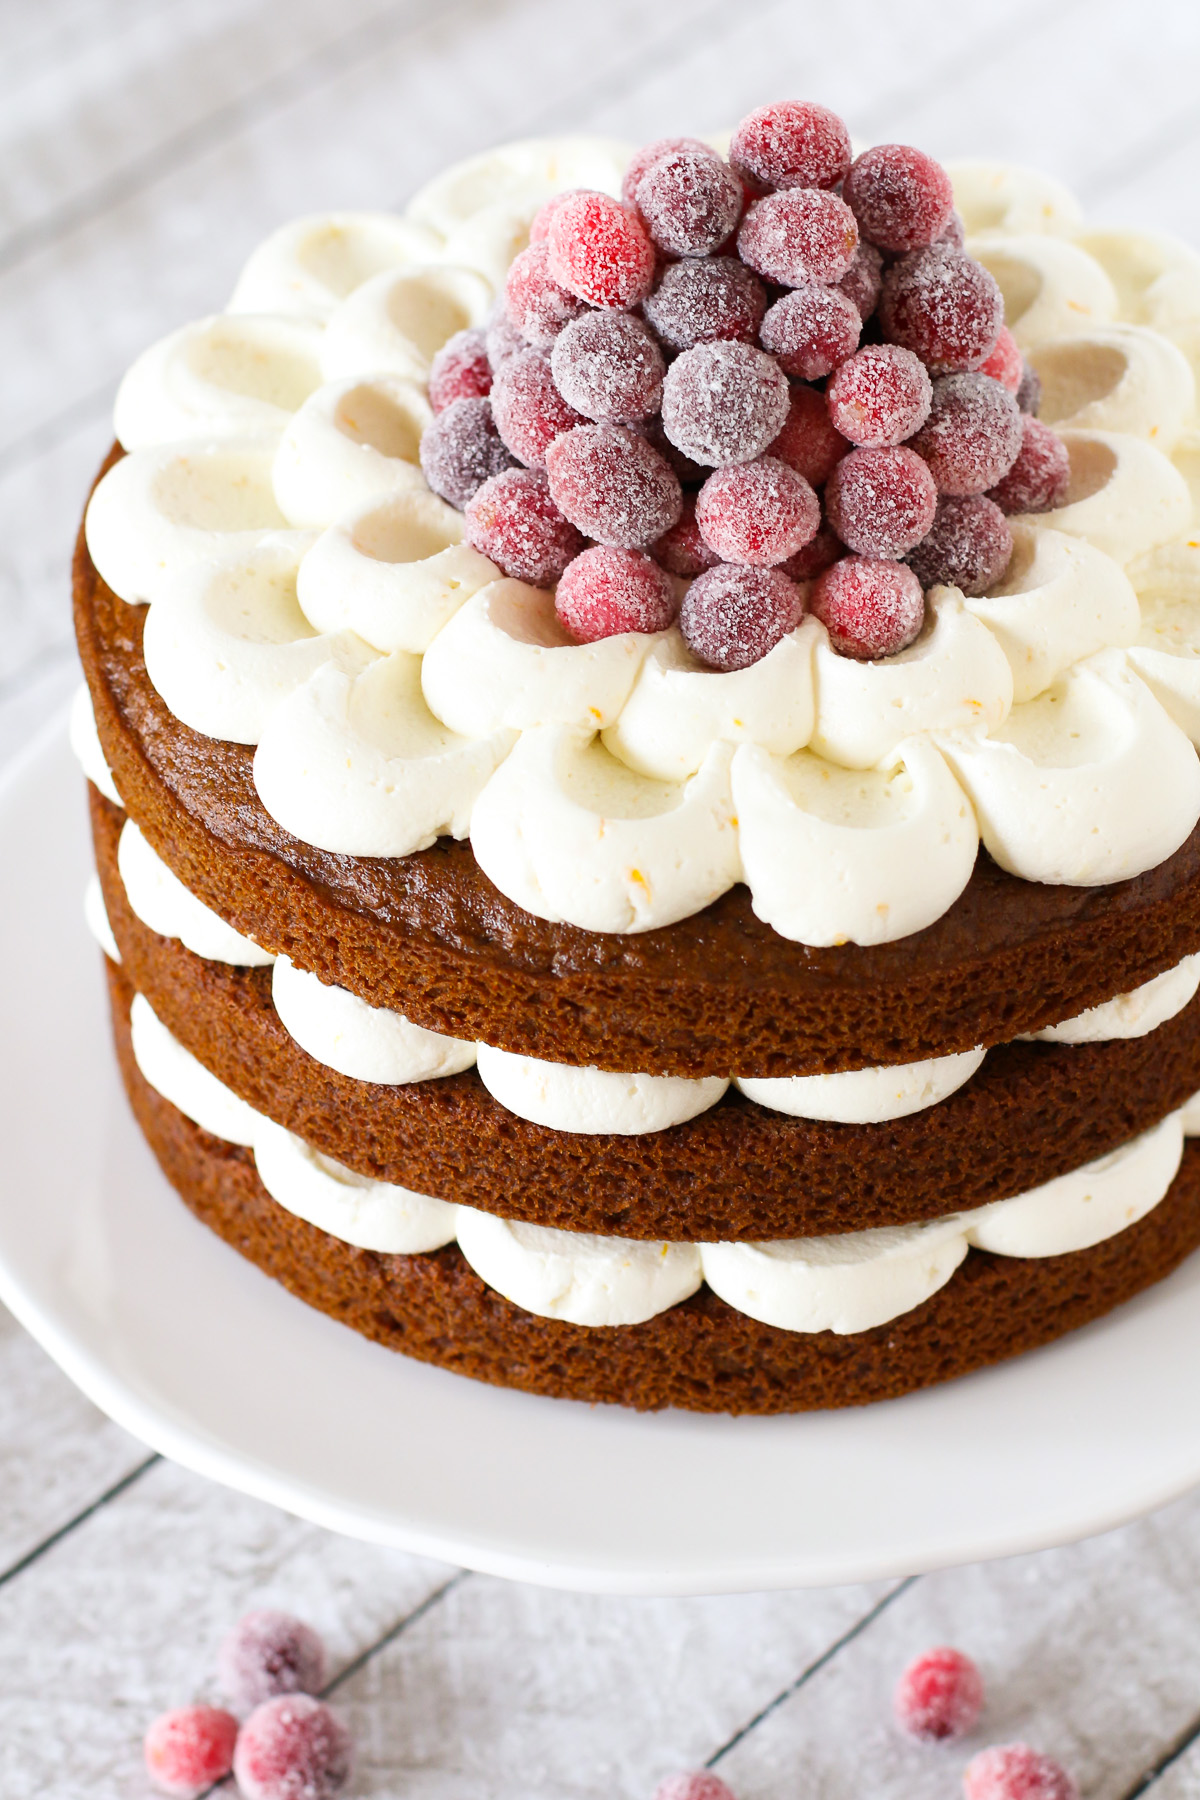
[[760, 283, 861, 380], [939, 210, 967, 248], [827, 343, 932, 447], [780, 519, 843, 580], [811, 556, 925, 659], [696, 458, 820, 567], [486, 304, 526, 369], [428, 327, 492, 412], [661, 340, 790, 467], [838, 239, 885, 320], [622, 137, 718, 208], [892, 1645, 985, 1742], [680, 563, 805, 671], [419, 397, 516, 509], [642, 416, 708, 487], [144, 1706, 238, 1798], [218, 1609, 328, 1713], [529, 189, 592, 245], [738, 187, 859, 287], [729, 101, 852, 193], [642, 256, 768, 350], [843, 144, 954, 253], [490, 347, 586, 468], [551, 309, 665, 423], [1017, 362, 1042, 415], [987, 415, 1071, 514], [556, 546, 678, 641], [464, 468, 585, 585], [908, 494, 1013, 596], [547, 191, 656, 308], [546, 423, 682, 547], [503, 242, 587, 348], [233, 1695, 352, 1800], [636, 150, 744, 257], [979, 325, 1023, 394], [963, 1744, 1079, 1800], [768, 384, 850, 487], [825, 445, 938, 557], [880, 245, 1004, 373], [650, 495, 719, 576], [910, 372, 1024, 495]]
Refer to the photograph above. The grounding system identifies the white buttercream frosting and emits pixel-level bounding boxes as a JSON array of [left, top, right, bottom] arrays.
[[119, 819, 274, 966], [84, 875, 120, 962], [475, 1042, 727, 1135], [1026, 953, 1200, 1044], [69, 682, 120, 804], [228, 212, 444, 320], [271, 376, 431, 529], [453, 1210, 703, 1327], [271, 954, 475, 1084], [1027, 324, 1195, 449], [114, 314, 324, 450], [948, 162, 1084, 238], [1021, 429, 1191, 564], [735, 1048, 985, 1124], [130, 991, 261, 1146], [320, 264, 491, 384], [253, 1114, 457, 1253], [969, 234, 1118, 348]]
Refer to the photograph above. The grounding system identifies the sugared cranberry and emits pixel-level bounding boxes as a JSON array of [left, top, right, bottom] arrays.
[[502, 242, 587, 348], [838, 240, 885, 320], [939, 210, 967, 248], [842, 144, 954, 252], [779, 520, 843, 579], [908, 495, 1013, 595], [696, 458, 820, 567], [661, 340, 790, 467], [1017, 361, 1042, 414], [910, 372, 1023, 495], [218, 1610, 327, 1713], [893, 1646, 985, 1742], [642, 416, 709, 487], [728, 101, 852, 193], [428, 327, 492, 412], [963, 1744, 1079, 1800], [641, 256, 768, 350], [826, 344, 932, 447], [547, 191, 656, 308], [738, 188, 859, 287], [545, 423, 682, 547], [681, 563, 806, 671], [979, 325, 1023, 395], [879, 245, 1004, 373], [485, 304, 526, 369], [759, 283, 861, 380], [987, 415, 1071, 514], [622, 137, 719, 208], [419, 397, 516, 508], [811, 556, 925, 659], [233, 1696, 352, 1800], [529, 191, 572, 245], [825, 445, 938, 557], [490, 347, 586, 468], [651, 494, 722, 575], [767, 384, 850, 486], [464, 468, 585, 585], [144, 1706, 238, 1798], [636, 150, 744, 257], [550, 310, 665, 423], [555, 546, 678, 641]]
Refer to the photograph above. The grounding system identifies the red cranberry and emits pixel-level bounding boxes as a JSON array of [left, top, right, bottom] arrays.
[[963, 1744, 1079, 1800], [547, 192, 656, 308], [681, 563, 806, 670], [661, 340, 790, 467], [490, 347, 586, 467], [555, 546, 678, 641], [502, 242, 587, 348], [909, 372, 1024, 495], [826, 344, 932, 447], [622, 138, 719, 208], [464, 468, 585, 585], [218, 1610, 327, 1712], [729, 101, 852, 192], [1017, 361, 1042, 415], [908, 495, 1013, 595], [767, 384, 850, 486], [529, 191, 573, 245], [838, 239, 885, 319], [987, 415, 1071, 513], [811, 556, 925, 659], [144, 1706, 238, 1798], [696, 458, 820, 567], [642, 256, 768, 349], [642, 415, 709, 487], [636, 150, 744, 257], [939, 210, 967, 248], [843, 144, 954, 252], [738, 188, 859, 286], [759, 283, 861, 380], [550, 309, 664, 423], [779, 520, 843, 579], [545, 423, 682, 548], [419, 397, 516, 508], [825, 445, 938, 557], [485, 304, 526, 369], [428, 327, 492, 412], [879, 245, 1004, 373], [892, 1646, 985, 1742], [233, 1695, 353, 1800], [979, 325, 1023, 394], [651, 494, 722, 576]]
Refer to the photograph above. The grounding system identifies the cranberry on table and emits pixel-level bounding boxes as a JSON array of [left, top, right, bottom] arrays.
[[767, 384, 850, 487], [892, 1645, 986, 1742], [490, 347, 586, 467], [661, 340, 790, 467], [908, 494, 1013, 595], [963, 1744, 1079, 1800], [779, 519, 843, 579], [419, 396, 516, 509], [838, 239, 885, 320], [909, 371, 1024, 495], [144, 1705, 238, 1798], [555, 546, 678, 641], [218, 1609, 327, 1712], [825, 445, 938, 557], [636, 149, 744, 257], [641, 256, 768, 349], [547, 191, 656, 307], [879, 244, 1004, 373], [760, 283, 861, 380], [680, 563, 806, 671], [651, 494, 722, 575], [485, 303, 526, 369], [545, 422, 682, 547], [464, 468, 585, 585], [842, 143, 954, 252], [233, 1695, 353, 1800], [811, 555, 925, 660], [979, 325, 1024, 394], [502, 242, 587, 347], [622, 136, 719, 208], [738, 187, 859, 286], [728, 99, 852, 192], [427, 327, 492, 412], [987, 415, 1071, 513], [695, 458, 820, 566], [551, 309, 665, 423], [826, 344, 932, 447]]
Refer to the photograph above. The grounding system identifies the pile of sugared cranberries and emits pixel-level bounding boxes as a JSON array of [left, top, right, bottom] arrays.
[[419, 100, 1073, 667]]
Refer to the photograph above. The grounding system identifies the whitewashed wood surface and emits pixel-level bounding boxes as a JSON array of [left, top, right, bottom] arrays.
[[6, 1, 1200, 1793]]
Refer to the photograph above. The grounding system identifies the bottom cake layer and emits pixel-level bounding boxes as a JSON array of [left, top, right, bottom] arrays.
[[108, 962, 1200, 1414]]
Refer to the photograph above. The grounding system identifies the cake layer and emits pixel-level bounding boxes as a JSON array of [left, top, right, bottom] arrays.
[[77, 477, 1200, 1078], [93, 788, 1200, 1239], [107, 960, 1200, 1414]]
